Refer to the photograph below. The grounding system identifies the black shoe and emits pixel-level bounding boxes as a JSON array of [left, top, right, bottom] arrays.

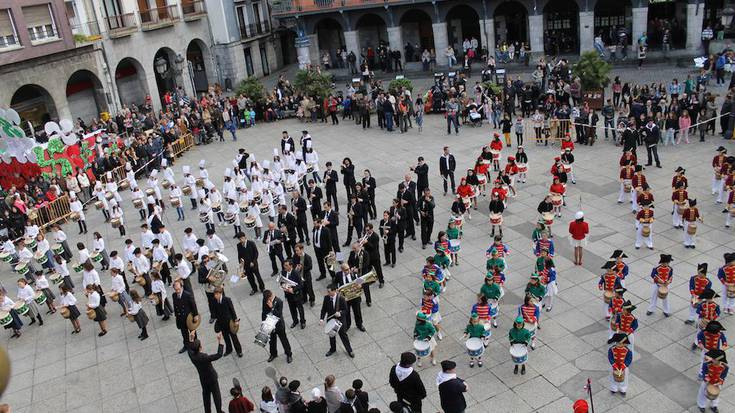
[[179, 347, 187, 354], [140, 333, 148, 340], [287, 355, 293, 363], [411, 236, 416, 241], [300, 322, 305, 329], [310, 301, 315, 308], [646, 311, 653, 315], [348, 351, 355, 358], [379, 282, 384, 289], [366, 302, 371, 307], [663, 313, 670, 317], [358, 325, 366, 332], [384, 262, 390, 266], [514, 365, 519, 374], [306, 240, 311, 246], [290, 321, 298, 329], [38, 319, 43, 326], [316, 275, 326, 281], [325, 350, 336, 357], [250, 290, 257, 296], [270, 272, 278, 277], [162, 316, 170, 321], [29, 319, 35, 326], [342, 242, 350, 247], [224, 351, 232, 357], [684, 320, 695, 325], [620, 391, 626, 397], [699, 408, 706, 413], [521, 365, 526, 375], [209, 318, 215, 324], [267, 355, 277, 362]]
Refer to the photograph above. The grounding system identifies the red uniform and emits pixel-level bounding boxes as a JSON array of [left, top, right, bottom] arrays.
[[561, 140, 575, 152], [550, 183, 566, 195], [504, 163, 519, 176], [637, 191, 654, 206], [600, 273, 618, 291], [520, 304, 537, 324], [620, 166, 634, 180], [682, 207, 700, 223], [457, 184, 473, 198], [671, 188, 688, 203], [652, 265, 672, 285], [699, 301, 720, 321], [620, 153, 637, 167], [636, 209, 654, 222], [713, 154, 726, 169], [672, 175, 688, 189], [615, 313, 637, 334], [691, 276, 711, 297], [703, 363, 727, 385], [474, 303, 490, 321], [632, 174, 646, 189], [609, 297, 625, 315], [491, 187, 507, 201], [611, 346, 631, 371]]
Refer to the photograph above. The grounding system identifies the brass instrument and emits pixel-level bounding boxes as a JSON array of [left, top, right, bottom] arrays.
[[337, 270, 378, 301], [238, 259, 246, 279], [206, 258, 225, 292], [325, 251, 337, 272]]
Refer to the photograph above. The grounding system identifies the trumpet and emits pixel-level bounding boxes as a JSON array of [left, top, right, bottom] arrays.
[[337, 270, 378, 301]]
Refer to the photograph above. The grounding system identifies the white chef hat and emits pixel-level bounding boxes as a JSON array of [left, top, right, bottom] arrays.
[[182, 165, 190, 174], [70, 192, 77, 200], [109, 199, 118, 208], [125, 162, 132, 171], [150, 169, 158, 177], [273, 148, 279, 156], [199, 160, 206, 168], [263, 160, 271, 169], [225, 168, 232, 177], [106, 172, 112, 180], [161, 158, 168, 167], [306, 140, 312, 149]]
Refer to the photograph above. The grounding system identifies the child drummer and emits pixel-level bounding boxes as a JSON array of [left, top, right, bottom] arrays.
[[446, 220, 461, 266], [697, 349, 728, 412], [479, 274, 502, 328], [463, 313, 489, 368], [509, 316, 532, 375], [419, 288, 443, 340], [0, 289, 23, 338], [608, 333, 632, 396], [413, 312, 437, 367], [34, 270, 56, 314], [17, 278, 43, 326]]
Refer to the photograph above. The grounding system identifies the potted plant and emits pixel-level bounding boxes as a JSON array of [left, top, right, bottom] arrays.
[[572, 51, 612, 110]]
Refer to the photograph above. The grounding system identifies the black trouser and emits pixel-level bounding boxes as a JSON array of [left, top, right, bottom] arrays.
[[344, 184, 353, 200], [206, 291, 216, 318], [330, 111, 339, 125], [269, 248, 284, 274], [442, 171, 455, 194], [217, 323, 242, 354], [286, 295, 305, 324], [138, 208, 147, 220], [420, 218, 433, 246], [404, 215, 416, 238], [315, 249, 327, 278], [302, 275, 315, 304], [397, 225, 406, 250], [362, 283, 372, 305], [155, 297, 173, 317], [362, 113, 370, 129], [77, 219, 88, 233], [367, 197, 377, 220], [296, 219, 309, 243], [344, 299, 363, 330], [190, 198, 198, 209], [245, 262, 265, 292], [646, 145, 660, 167], [345, 221, 363, 244], [326, 190, 339, 212], [205, 223, 215, 233], [160, 262, 172, 285], [118, 225, 126, 236], [201, 382, 223, 413], [180, 325, 196, 347], [377, 110, 384, 128], [370, 258, 385, 284], [329, 325, 353, 353], [283, 237, 296, 259], [329, 227, 341, 252], [384, 237, 396, 265], [269, 320, 292, 357]]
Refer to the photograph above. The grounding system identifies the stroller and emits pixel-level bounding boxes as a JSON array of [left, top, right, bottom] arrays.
[[468, 108, 482, 127]]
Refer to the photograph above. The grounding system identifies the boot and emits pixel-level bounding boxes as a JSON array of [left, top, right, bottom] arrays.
[[37, 315, 43, 326], [140, 327, 149, 340]]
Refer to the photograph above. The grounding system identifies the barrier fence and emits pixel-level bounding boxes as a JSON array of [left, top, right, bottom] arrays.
[[25, 133, 194, 231]]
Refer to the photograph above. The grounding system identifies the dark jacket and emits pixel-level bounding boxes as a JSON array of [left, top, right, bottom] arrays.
[[320, 293, 348, 324], [388, 366, 426, 407], [439, 154, 456, 174], [173, 290, 198, 330], [188, 344, 224, 387], [236, 239, 259, 265], [312, 225, 332, 254], [278, 212, 298, 240], [323, 170, 339, 192], [293, 253, 313, 279], [262, 295, 285, 327], [212, 296, 238, 332], [438, 377, 467, 413]]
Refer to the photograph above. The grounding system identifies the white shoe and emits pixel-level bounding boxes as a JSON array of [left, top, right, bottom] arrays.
[[417, 359, 422, 367], [437, 332, 443, 340]]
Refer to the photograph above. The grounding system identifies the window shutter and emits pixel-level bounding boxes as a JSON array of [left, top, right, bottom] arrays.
[[22, 4, 52, 27], [0, 10, 14, 37]]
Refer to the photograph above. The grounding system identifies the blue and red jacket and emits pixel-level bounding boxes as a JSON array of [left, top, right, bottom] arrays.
[[701, 362, 729, 385], [651, 265, 673, 285], [697, 330, 728, 351], [608, 346, 632, 370]]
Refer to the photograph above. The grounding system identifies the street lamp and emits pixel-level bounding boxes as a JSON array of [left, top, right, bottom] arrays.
[[155, 56, 169, 77]]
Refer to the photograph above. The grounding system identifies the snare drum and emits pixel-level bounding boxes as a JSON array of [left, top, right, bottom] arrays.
[[490, 149, 501, 160], [52, 244, 64, 255], [170, 197, 181, 208], [195, 178, 205, 188], [34, 250, 48, 265], [686, 223, 697, 235], [34, 291, 46, 305], [324, 319, 342, 337], [550, 194, 563, 207], [307, 164, 315, 174], [509, 343, 528, 364], [253, 192, 262, 204], [15, 262, 29, 276], [244, 216, 256, 228], [413, 339, 431, 357], [0, 252, 11, 263], [13, 302, 29, 316], [162, 180, 171, 190], [461, 197, 471, 208], [259, 203, 270, 214], [603, 290, 614, 304], [199, 212, 210, 223], [110, 218, 121, 228], [641, 223, 651, 237], [490, 213, 503, 225], [517, 163, 528, 173], [133, 198, 144, 209], [0, 311, 12, 326], [657, 284, 669, 299], [623, 180, 632, 193], [465, 338, 484, 357], [91, 252, 103, 263], [224, 213, 237, 224], [211, 202, 222, 213], [182, 185, 192, 196], [105, 192, 114, 200], [145, 188, 155, 196], [239, 201, 249, 213], [706, 383, 720, 400], [72, 262, 84, 273], [49, 273, 63, 285], [613, 368, 625, 383], [542, 212, 554, 225], [70, 212, 80, 221], [24, 238, 37, 251], [448, 239, 461, 253], [119, 180, 130, 190]]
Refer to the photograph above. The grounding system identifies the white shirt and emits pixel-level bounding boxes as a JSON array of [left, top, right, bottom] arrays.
[[54, 259, 70, 277], [183, 234, 198, 253], [110, 256, 124, 272], [82, 269, 101, 288], [70, 200, 85, 220], [93, 238, 106, 253], [59, 292, 76, 307], [88, 291, 101, 309], [197, 245, 210, 262], [158, 230, 173, 249], [0, 296, 14, 311], [18, 247, 33, 262], [111, 208, 124, 225], [152, 245, 168, 263], [124, 245, 136, 263], [36, 238, 50, 254], [2, 240, 15, 254], [78, 248, 91, 264], [17, 284, 34, 303], [24, 224, 40, 239], [54, 230, 67, 243], [140, 230, 155, 250], [35, 275, 49, 289], [151, 279, 167, 299], [128, 300, 142, 315], [134, 255, 150, 274], [207, 235, 224, 252], [110, 274, 126, 293], [176, 261, 191, 279]]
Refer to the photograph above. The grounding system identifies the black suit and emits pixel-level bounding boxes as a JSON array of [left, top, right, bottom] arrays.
[[362, 176, 377, 220], [262, 295, 292, 357], [417, 195, 435, 247], [212, 296, 242, 355], [322, 208, 341, 252], [364, 231, 384, 284], [379, 217, 397, 266], [323, 169, 339, 211], [237, 239, 264, 292], [312, 225, 332, 279], [291, 196, 310, 243], [293, 252, 315, 304], [335, 271, 364, 330], [414, 164, 429, 195], [439, 153, 456, 194], [348, 249, 373, 305], [263, 228, 285, 274], [280, 136, 295, 154], [307, 186, 323, 220], [173, 290, 199, 347], [277, 212, 298, 258], [345, 201, 365, 244], [188, 344, 224, 413], [319, 294, 353, 353], [399, 189, 417, 239], [281, 269, 305, 325]]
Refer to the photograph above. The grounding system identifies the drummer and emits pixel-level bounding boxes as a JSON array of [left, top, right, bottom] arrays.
[[33, 270, 56, 314], [479, 274, 501, 328], [716, 253, 735, 314], [35, 232, 55, 272], [518, 294, 541, 350], [198, 198, 215, 233], [210, 188, 225, 225], [85, 284, 108, 337], [463, 313, 488, 367], [127, 290, 149, 341], [634, 203, 655, 250], [515, 146, 528, 184], [694, 289, 721, 347], [0, 289, 23, 338], [647, 254, 673, 317], [618, 160, 635, 204], [433, 232, 451, 270], [17, 278, 43, 326], [110, 268, 131, 317], [682, 199, 702, 249], [16, 239, 36, 282], [170, 183, 185, 221], [226, 199, 242, 238], [131, 186, 147, 221], [183, 165, 199, 210], [23, 219, 40, 240], [420, 288, 443, 340], [509, 316, 532, 375], [539, 259, 558, 312], [696, 320, 728, 369], [600, 261, 623, 319], [413, 312, 437, 367], [93, 181, 111, 222], [607, 287, 626, 335], [58, 285, 81, 334], [92, 232, 110, 271], [151, 239, 172, 286], [611, 250, 629, 287], [611, 301, 638, 354], [631, 165, 647, 213], [53, 255, 74, 291], [111, 204, 126, 236], [456, 177, 475, 218], [525, 274, 546, 309], [105, 171, 122, 203], [671, 181, 688, 229], [488, 192, 505, 237], [534, 231, 555, 258], [51, 224, 72, 260], [607, 333, 632, 397], [549, 176, 566, 218], [697, 349, 728, 412], [688, 264, 713, 325], [446, 220, 461, 266], [69, 192, 88, 234]]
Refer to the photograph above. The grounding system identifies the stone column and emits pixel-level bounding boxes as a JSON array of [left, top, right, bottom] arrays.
[[344, 30, 360, 56], [295, 34, 312, 69], [632, 7, 648, 42], [480, 18, 495, 53], [387, 26, 404, 63], [529, 14, 543, 55], [308, 33, 319, 68], [686, 2, 703, 51], [432, 22, 448, 67], [579, 11, 594, 53]]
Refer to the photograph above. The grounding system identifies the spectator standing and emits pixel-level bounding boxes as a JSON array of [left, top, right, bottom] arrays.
[[437, 360, 467, 413], [388, 352, 427, 413]]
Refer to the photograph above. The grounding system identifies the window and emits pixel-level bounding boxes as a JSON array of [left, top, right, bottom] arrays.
[[252, 3, 262, 33], [236, 5, 248, 37], [0, 9, 19, 48], [22, 4, 58, 42], [244, 47, 254, 76], [259, 44, 269, 75]]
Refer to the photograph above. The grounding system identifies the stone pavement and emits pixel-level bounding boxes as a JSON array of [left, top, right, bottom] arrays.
[[4, 67, 735, 413]]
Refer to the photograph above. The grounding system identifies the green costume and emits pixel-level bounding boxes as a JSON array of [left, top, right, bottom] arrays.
[[508, 326, 533, 345], [434, 253, 451, 269], [486, 257, 505, 272], [531, 228, 549, 244], [423, 280, 442, 296], [414, 320, 436, 340], [535, 256, 554, 272], [447, 227, 460, 240], [465, 323, 486, 338], [480, 282, 502, 300], [525, 283, 546, 300]]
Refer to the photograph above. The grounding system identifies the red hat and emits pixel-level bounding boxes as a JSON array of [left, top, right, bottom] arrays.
[[573, 399, 589, 413], [508, 156, 515, 161], [554, 156, 561, 161], [493, 132, 500, 138]]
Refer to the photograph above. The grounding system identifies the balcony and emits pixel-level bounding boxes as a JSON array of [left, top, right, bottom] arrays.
[[70, 21, 102, 44], [105, 13, 138, 38], [272, 0, 407, 15], [239, 20, 271, 39], [182, 0, 207, 21], [140, 5, 179, 31]]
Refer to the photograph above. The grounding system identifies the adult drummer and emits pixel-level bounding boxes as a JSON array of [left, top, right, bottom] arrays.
[[647, 254, 673, 317], [508, 316, 532, 375], [319, 284, 354, 358], [262, 289, 292, 363], [697, 349, 728, 412], [173, 279, 199, 354], [717, 253, 735, 314], [607, 333, 632, 397]]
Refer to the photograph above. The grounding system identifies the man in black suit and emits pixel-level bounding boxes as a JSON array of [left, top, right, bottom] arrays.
[[390, 198, 407, 253], [322, 201, 340, 252], [306, 179, 323, 220], [290, 191, 310, 245], [262, 289, 293, 363], [293, 243, 315, 306], [188, 332, 225, 413], [417, 188, 435, 249], [344, 195, 365, 246], [212, 287, 242, 357], [319, 284, 354, 358], [312, 218, 332, 281], [280, 259, 305, 329], [323, 162, 339, 212], [277, 205, 298, 259], [379, 210, 398, 267], [347, 242, 373, 306], [363, 223, 385, 287], [237, 232, 264, 295], [412, 157, 430, 195], [439, 146, 456, 196], [173, 278, 199, 353], [280, 131, 295, 155], [398, 183, 417, 242], [263, 222, 285, 276], [335, 263, 366, 332]]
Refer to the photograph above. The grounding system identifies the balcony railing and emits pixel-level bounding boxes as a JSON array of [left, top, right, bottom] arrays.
[[70, 20, 102, 42], [272, 0, 405, 15], [182, 0, 207, 20], [105, 13, 138, 38], [239, 20, 270, 39], [140, 5, 179, 30]]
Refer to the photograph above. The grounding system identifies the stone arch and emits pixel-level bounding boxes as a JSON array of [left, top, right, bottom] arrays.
[[543, 0, 580, 54], [400, 9, 435, 59], [647, 0, 687, 49], [153, 47, 185, 104], [66, 70, 108, 124], [445, 4, 483, 51], [186, 38, 211, 93], [313, 17, 345, 66], [494, 1, 529, 44], [115, 57, 148, 107], [355, 13, 388, 50], [10, 84, 58, 133], [594, 0, 632, 45]]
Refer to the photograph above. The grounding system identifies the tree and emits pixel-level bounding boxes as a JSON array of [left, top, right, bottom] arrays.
[[572, 51, 612, 91], [388, 78, 413, 95], [293, 69, 334, 100], [236, 77, 266, 103]]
